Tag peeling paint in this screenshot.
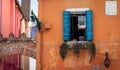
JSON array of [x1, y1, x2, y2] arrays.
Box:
[[0, 42, 36, 59], [49, 48, 59, 67]]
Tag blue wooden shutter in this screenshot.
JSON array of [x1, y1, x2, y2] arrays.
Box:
[[86, 10, 93, 41], [63, 11, 70, 41]]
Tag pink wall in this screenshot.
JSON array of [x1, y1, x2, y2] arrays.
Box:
[[0, 0, 21, 70], [1, 0, 21, 37], [0, 0, 2, 32], [1, 0, 11, 37], [15, 7, 21, 37]]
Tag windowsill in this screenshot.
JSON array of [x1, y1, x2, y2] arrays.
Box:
[[66, 40, 93, 49], [66, 40, 91, 43], [77, 41, 90, 43]]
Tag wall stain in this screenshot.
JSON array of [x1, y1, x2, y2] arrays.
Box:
[[49, 48, 59, 67]]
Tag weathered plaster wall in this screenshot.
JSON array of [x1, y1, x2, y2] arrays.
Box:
[[0, 42, 36, 59], [38, 0, 120, 70]]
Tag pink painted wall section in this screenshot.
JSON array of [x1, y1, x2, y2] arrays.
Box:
[[0, 55, 21, 70], [0, 0, 22, 70], [0, 0, 2, 32], [1, 0, 21, 37], [10, 0, 14, 34], [15, 7, 21, 37], [11, 0, 16, 36], [1, 0, 11, 37]]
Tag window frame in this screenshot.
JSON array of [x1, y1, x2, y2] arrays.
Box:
[[63, 8, 93, 41]]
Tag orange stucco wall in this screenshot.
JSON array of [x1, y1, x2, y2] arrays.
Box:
[[38, 0, 120, 70]]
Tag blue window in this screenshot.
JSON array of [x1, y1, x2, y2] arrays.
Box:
[[63, 11, 71, 41], [63, 10, 93, 41], [86, 10, 93, 41]]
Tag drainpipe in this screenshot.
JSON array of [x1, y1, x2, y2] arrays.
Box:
[[36, 25, 43, 70], [40, 29, 43, 70], [36, 20, 43, 70], [36, 0, 44, 70]]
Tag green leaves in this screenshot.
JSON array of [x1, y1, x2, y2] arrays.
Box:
[[87, 42, 96, 63], [60, 43, 68, 60], [31, 11, 41, 31], [60, 41, 96, 63]]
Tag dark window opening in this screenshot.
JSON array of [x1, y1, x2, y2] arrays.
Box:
[[70, 14, 86, 41]]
